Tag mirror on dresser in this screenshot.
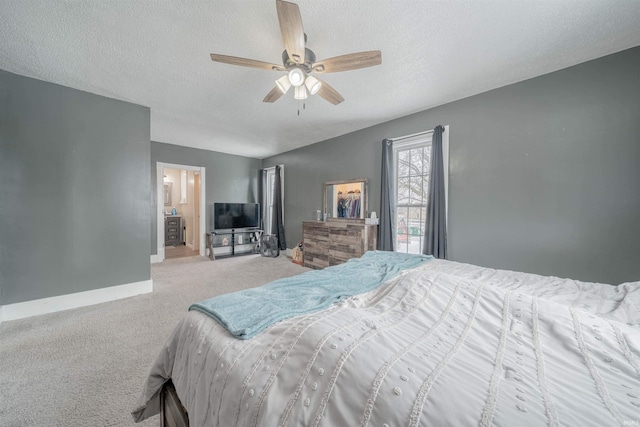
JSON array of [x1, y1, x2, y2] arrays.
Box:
[[323, 178, 368, 221]]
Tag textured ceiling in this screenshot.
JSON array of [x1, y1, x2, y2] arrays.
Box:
[[1, 1, 639, 159]]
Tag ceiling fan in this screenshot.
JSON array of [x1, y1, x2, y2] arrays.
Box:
[[210, 0, 381, 105]]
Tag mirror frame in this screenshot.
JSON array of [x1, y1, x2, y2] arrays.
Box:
[[323, 178, 368, 222]]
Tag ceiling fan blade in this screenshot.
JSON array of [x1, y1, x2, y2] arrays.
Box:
[[263, 86, 285, 103], [312, 51, 382, 73], [210, 54, 285, 71], [276, 0, 305, 64], [315, 78, 344, 105]]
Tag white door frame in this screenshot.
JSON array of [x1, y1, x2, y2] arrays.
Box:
[[156, 162, 206, 262]]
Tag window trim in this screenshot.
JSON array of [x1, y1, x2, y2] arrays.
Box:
[[391, 126, 449, 252]]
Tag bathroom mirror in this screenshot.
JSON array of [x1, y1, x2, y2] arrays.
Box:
[[323, 178, 368, 221], [164, 182, 172, 206]]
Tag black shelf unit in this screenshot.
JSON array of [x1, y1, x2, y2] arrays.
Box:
[[206, 229, 262, 260]]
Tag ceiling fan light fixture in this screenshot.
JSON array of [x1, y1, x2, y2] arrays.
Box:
[[275, 75, 292, 93], [304, 75, 322, 95], [294, 85, 308, 100], [288, 67, 305, 87]]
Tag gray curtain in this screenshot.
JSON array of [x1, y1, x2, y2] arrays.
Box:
[[423, 125, 447, 258], [259, 169, 268, 231], [378, 139, 396, 251], [272, 165, 287, 250]]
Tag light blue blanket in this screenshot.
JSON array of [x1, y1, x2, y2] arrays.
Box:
[[189, 250, 431, 339]]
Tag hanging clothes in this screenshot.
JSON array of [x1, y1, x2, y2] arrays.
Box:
[[337, 192, 346, 218], [335, 190, 361, 218]]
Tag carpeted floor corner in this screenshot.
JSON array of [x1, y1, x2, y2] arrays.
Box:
[[0, 255, 309, 426]]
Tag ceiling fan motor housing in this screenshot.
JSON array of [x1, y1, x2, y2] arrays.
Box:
[[282, 48, 316, 73]]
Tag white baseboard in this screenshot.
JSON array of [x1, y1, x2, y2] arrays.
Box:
[[0, 279, 153, 323], [150, 247, 166, 264]]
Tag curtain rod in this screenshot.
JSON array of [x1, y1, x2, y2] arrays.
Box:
[[389, 126, 445, 142]]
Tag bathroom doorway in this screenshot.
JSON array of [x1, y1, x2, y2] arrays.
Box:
[[156, 162, 206, 262]]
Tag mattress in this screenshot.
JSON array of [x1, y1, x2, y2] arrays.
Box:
[[132, 258, 640, 426]]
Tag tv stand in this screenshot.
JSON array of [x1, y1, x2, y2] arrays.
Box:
[[206, 229, 262, 260]]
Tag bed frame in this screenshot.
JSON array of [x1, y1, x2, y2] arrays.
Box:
[[159, 380, 189, 427]]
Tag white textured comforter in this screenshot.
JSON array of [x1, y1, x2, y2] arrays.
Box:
[[133, 260, 640, 426]]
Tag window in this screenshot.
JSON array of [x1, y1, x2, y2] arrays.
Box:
[[262, 166, 284, 234], [394, 138, 430, 253], [393, 129, 448, 254]]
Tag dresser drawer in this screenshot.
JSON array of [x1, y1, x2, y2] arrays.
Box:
[[302, 221, 377, 269], [304, 253, 329, 269]]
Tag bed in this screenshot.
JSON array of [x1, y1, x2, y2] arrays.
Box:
[[132, 251, 640, 426]]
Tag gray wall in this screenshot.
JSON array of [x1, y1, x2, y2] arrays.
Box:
[[150, 142, 261, 255], [0, 70, 151, 305], [264, 46, 640, 284]]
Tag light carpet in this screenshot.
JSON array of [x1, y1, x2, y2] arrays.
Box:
[[0, 255, 309, 426]]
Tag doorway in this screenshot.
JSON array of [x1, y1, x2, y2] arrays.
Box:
[[156, 162, 206, 262]]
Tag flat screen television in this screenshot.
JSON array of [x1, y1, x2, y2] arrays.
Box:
[[213, 202, 260, 230]]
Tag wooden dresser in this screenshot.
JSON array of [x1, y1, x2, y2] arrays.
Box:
[[302, 221, 378, 269]]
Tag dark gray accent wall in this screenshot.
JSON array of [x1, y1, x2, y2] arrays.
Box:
[[150, 142, 261, 255], [0, 70, 151, 305], [264, 46, 640, 284]]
